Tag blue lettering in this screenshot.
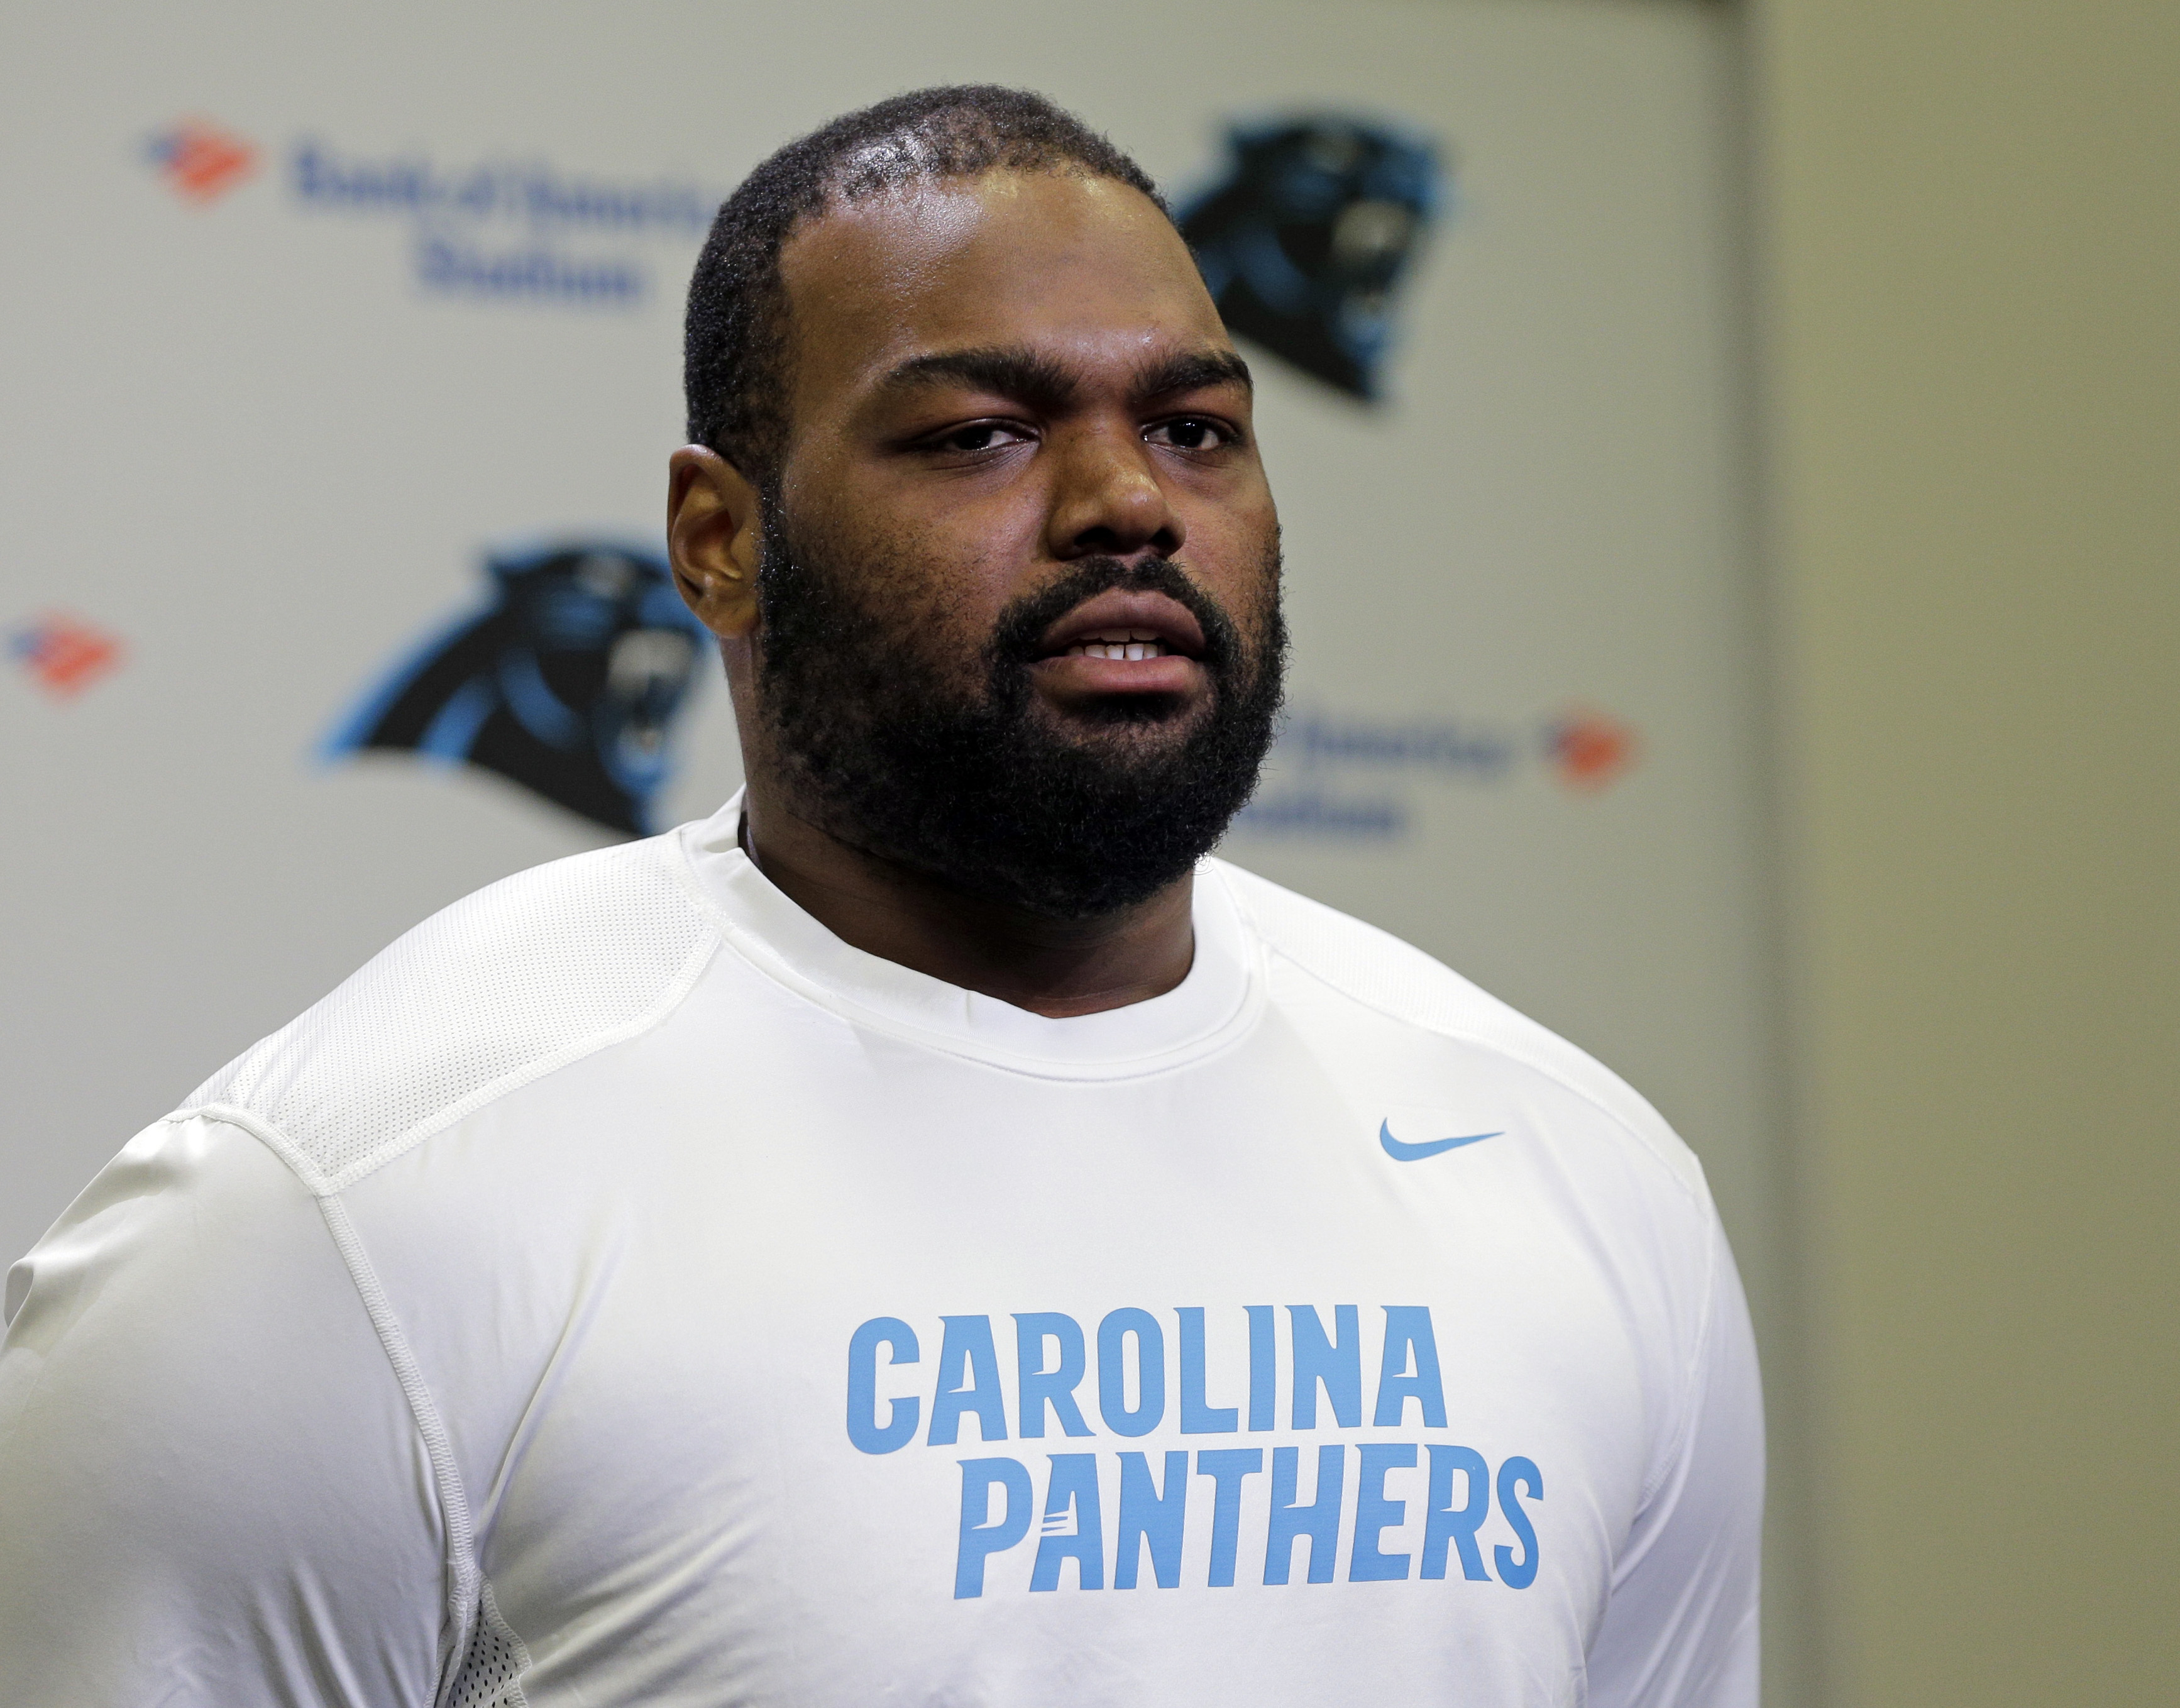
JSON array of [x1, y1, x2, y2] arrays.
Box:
[[927, 1315, 1008, 1445], [1030, 1453, 1104, 1591], [1288, 1305, 1362, 1430], [417, 238, 458, 287], [1420, 1444, 1492, 1580], [1177, 1307, 1239, 1433], [1096, 1308, 1166, 1437], [1114, 1450, 1189, 1589], [845, 1317, 920, 1454], [954, 1457, 1032, 1599], [289, 140, 715, 238], [1264, 1444, 1346, 1585], [1372, 1306, 1448, 1428], [1195, 1448, 1264, 1588], [293, 141, 334, 202], [1494, 1457, 1543, 1589], [453, 167, 500, 218], [415, 240, 645, 305], [1013, 1313, 1092, 1439], [1247, 1304, 1277, 1431], [1349, 1443, 1416, 1581]]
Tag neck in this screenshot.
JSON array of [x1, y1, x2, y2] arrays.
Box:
[[736, 782, 1196, 1018]]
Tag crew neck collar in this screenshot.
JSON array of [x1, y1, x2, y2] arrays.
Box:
[[670, 791, 1263, 1081]]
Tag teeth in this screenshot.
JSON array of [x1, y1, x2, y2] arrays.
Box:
[[1065, 629, 1169, 661]]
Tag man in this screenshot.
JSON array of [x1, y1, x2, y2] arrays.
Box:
[[0, 87, 1761, 1705]]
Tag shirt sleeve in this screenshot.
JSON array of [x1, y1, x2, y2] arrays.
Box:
[[0, 1115, 451, 1707], [1584, 1213, 1766, 1708]]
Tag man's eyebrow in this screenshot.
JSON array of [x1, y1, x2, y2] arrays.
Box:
[[873, 344, 1253, 410], [1135, 348, 1253, 400], [876, 347, 1081, 409]]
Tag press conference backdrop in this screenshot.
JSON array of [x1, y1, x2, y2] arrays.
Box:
[[3, 0, 1774, 1578]]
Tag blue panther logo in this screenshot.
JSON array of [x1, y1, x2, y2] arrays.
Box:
[[1179, 114, 1443, 402], [324, 541, 709, 835]]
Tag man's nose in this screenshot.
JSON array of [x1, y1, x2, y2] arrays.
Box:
[[1043, 425, 1186, 561]]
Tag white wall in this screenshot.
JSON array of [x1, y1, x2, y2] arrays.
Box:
[[1, 1, 1790, 1683]]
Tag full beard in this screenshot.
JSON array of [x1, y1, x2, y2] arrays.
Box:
[[752, 510, 1287, 920]]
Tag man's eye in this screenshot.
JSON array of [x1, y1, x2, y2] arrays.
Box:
[[1147, 417, 1233, 451], [932, 422, 1026, 454]]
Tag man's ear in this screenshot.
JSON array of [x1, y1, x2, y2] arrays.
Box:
[[668, 444, 764, 639]]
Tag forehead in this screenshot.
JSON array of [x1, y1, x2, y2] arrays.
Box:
[[778, 170, 1231, 398]]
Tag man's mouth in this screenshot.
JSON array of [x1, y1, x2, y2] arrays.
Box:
[[1034, 589, 1209, 667], [1062, 629, 1178, 661]]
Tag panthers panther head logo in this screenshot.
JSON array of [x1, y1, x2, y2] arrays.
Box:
[[325, 541, 709, 835], [1179, 114, 1443, 402]]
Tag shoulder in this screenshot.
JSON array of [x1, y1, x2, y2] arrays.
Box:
[[180, 834, 719, 1196], [1208, 856, 1708, 1203]]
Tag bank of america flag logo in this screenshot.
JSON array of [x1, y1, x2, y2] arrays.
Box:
[[10, 613, 124, 698], [1546, 709, 1637, 791], [144, 118, 258, 204]]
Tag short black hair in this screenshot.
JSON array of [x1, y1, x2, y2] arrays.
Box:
[[683, 85, 1167, 487]]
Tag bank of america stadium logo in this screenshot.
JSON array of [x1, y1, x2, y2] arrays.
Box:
[[143, 118, 259, 205], [324, 542, 710, 836]]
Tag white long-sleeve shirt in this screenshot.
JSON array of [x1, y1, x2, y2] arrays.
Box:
[[1, 793, 1761, 1707]]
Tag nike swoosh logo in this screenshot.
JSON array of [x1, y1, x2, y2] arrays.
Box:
[[1379, 1119, 1503, 1162]]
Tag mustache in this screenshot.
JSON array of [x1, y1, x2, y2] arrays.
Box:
[[986, 556, 1243, 674]]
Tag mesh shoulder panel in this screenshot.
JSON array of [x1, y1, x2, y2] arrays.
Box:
[[1208, 857, 1705, 1199], [184, 836, 716, 1194]]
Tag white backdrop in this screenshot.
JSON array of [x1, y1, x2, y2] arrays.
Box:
[[1, 0, 1773, 1488]]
